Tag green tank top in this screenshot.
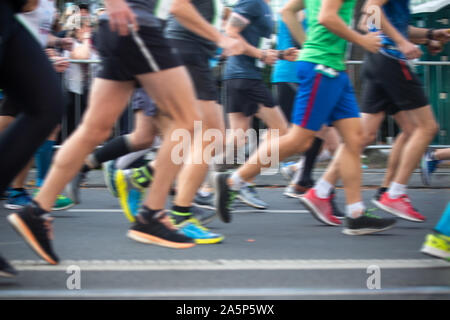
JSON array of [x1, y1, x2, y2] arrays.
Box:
[[299, 0, 356, 71]]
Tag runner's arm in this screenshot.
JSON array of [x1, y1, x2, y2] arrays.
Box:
[[319, 0, 381, 53], [280, 0, 306, 46], [225, 12, 264, 59], [170, 0, 224, 44]]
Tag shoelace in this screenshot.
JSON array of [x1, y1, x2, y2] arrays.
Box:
[[363, 208, 381, 219]]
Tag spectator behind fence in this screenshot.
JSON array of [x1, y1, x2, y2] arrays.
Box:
[[63, 17, 97, 139]]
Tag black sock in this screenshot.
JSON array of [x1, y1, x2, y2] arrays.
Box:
[[171, 205, 192, 224], [31, 200, 49, 216], [138, 206, 164, 223], [297, 137, 323, 187], [93, 136, 133, 166]]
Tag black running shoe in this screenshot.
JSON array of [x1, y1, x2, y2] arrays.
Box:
[[127, 210, 195, 249], [0, 254, 17, 278], [7, 204, 59, 265], [330, 189, 345, 220], [342, 210, 397, 235], [214, 173, 237, 223]]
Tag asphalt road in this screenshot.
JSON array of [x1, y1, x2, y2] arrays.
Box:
[[0, 184, 449, 300]]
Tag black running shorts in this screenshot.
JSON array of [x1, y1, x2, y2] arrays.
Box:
[[361, 52, 429, 115], [0, 97, 20, 117], [96, 20, 182, 83], [224, 78, 275, 117], [169, 39, 218, 101]]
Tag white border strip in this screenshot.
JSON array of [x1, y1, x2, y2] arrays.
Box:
[[66, 209, 309, 214], [9, 259, 450, 271], [0, 286, 449, 299]]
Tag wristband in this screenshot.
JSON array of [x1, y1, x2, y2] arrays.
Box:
[[427, 28, 435, 41], [278, 50, 285, 60]]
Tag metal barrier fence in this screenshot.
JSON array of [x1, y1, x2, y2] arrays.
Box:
[[61, 59, 450, 149]]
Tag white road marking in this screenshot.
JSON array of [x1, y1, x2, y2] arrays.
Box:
[[66, 209, 309, 214], [9, 258, 450, 271], [0, 287, 449, 298]]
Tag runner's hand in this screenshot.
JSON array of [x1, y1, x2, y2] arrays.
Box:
[[398, 39, 422, 60], [52, 57, 70, 73], [427, 40, 443, 56], [360, 31, 382, 53], [218, 36, 245, 56], [105, 0, 138, 36], [432, 29, 450, 43], [262, 49, 278, 66], [282, 47, 299, 62]]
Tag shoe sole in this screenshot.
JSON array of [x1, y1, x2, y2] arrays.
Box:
[[421, 245, 450, 260], [194, 236, 225, 244], [342, 224, 396, 236], [103, 162, 118, 198], [116, 171, 137, 223], [4, 203, 25, 210], [236, 195, 267, 210], [299, 196, 341, 226], [7, 213, 58, 265], [372, 199, 425, 222], [213, 173, 232, 223], [283, 191, 303, 199], [127, 230, 195, 249], [52, 202, 75, 211]]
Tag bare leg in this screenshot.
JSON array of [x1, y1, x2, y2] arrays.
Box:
[[434, 148, 450, 161], [137, 66, 202, 210], [34, 78, 135, 211], [391, 105, 438, 185]]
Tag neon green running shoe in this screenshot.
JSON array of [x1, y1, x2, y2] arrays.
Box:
[[421, 233, 450, 261], [170, 213, 224, 245], [34, 189, 75, 211]]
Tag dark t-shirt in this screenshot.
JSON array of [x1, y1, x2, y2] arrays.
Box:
[[165, 0, 222, 57], [223, 0, 273, 80]]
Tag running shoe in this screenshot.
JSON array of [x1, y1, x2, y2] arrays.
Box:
[[65, 171, 87, 204], [280, 159, 302, 182], [0, 188, 12, 201], [115, 169, 148, 223], [191, 205, 216, 225], [52, 194, 75, 211], [193, 191, 214, 210], [421, 233, 450, 261], [33, 189, 75, 211], [371, 187, 388, 207], [283, 184, 310, 199], [103, 160, 118, 198], [237, 185, 267, 209], [7, 204, 59, 265], [299, 189, 341, 226], [421, 149, 441, 186], [127, 210, 195, 249], [173, 217, 224, 244], [214, 173, 238, 223], [0, 254, 17, 278], [4, 188, 32, 210], [375, 193, 425, 222], [342, 210, 397, 235]]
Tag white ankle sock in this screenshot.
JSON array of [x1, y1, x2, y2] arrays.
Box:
[[388, 182, 406, 199], [346, 202, 365, 218], [314, 178, 334, 199], [229, 172, 245, 191]]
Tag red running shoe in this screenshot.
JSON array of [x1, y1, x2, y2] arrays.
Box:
[[376, 193, 425, 222], [300, 189, 341, 226]]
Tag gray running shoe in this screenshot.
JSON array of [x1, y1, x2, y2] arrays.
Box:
[[65, 171, 87, 204], [191, 205, 216, 225], [237, 185, 268, 209]]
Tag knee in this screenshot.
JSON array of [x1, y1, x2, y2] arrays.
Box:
[[79, 122, 112, 147], [286, 130, 314, 153], [362, 131, 377, 147], [128, 132, 155, 150]]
